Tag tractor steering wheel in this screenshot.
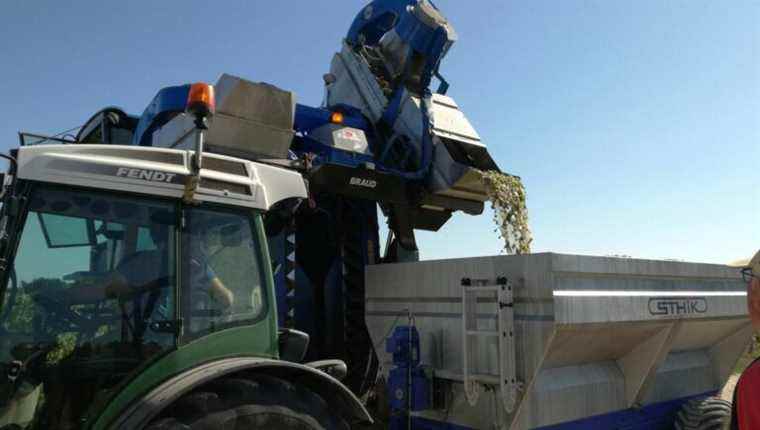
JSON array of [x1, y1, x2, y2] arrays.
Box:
[[32, 293, 87, 330]]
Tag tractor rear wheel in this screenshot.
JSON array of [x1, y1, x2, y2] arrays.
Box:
[[145, 375, 349, 430], [674, 396, 732, 430]]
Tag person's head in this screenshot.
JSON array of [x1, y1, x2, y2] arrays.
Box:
[[148, 210, 174, 249], [736, 250, 760, 331], [149, 223, 169, 249]]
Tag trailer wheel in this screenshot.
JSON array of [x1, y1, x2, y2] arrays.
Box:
[[145, 375, 349, 430], [674, 397, 732, 430]]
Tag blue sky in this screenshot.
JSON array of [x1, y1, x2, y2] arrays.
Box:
[[0, 1, 757, 264]]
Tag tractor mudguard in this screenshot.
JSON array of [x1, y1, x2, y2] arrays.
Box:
[[109, 357, 373, 429]]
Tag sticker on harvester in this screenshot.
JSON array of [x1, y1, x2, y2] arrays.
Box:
[[337, 128, 362, 141], [349, 177, 377, 188]]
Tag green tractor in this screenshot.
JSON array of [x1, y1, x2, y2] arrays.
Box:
[[0, 103, 372, 429]]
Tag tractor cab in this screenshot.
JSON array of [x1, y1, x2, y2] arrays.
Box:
[[0, 141, 306, 429]]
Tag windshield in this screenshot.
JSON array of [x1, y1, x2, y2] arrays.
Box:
[[0, 186, 177, 430]]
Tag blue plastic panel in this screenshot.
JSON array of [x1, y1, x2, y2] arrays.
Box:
[[132, 84, 191, 147]]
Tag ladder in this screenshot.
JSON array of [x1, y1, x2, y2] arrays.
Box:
[[461, 277, 520, 414]]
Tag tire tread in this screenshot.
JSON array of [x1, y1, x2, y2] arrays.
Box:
[[146, 374, 349, 430], [674, 397, 731, 430]]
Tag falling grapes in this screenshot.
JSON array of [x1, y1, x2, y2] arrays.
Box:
[[479, 170, 532, 255]]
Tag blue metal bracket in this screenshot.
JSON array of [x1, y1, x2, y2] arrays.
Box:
[[346, 0, 417, 47]]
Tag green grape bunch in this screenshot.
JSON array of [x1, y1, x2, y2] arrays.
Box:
[[479, 170, 532, 255]]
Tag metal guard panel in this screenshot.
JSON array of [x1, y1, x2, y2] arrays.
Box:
[[16, 145, 306, 210], [429, 94, 482, 147], [110, 357, 373, 429]]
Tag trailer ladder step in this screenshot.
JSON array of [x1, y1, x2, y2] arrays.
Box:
[[461, 276, 521, 414]]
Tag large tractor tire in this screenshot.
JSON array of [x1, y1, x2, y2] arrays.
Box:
[[674, 397, 732, 430], [146, 375, 349, 430]]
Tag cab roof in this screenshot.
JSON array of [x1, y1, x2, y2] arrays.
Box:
[[16, 144, 307, 210]]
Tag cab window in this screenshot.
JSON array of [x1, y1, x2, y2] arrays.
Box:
[[183, 207, 266, 336]]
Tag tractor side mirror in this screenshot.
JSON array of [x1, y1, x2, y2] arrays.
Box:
[[278, 328, 309, 363]]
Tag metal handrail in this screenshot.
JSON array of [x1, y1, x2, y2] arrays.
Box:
[[18, 132, 77, 147]]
